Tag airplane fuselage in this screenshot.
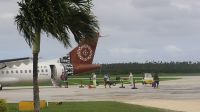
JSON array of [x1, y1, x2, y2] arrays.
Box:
[[0, 59, 64, 87]]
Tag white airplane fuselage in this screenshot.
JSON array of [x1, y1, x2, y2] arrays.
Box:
[[0, 59, 64, 86]]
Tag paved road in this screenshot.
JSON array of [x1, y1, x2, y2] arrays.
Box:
[[0, 76, 200, 112]]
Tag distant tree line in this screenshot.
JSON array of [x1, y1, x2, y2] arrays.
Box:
[[98, 61, 200, 75]]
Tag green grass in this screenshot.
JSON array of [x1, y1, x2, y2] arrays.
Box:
[[72, 73, 200, 78], [8, 101, 176, 112]]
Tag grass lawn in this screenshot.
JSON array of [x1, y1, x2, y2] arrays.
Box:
[[71, 73, 200, 78], [8, 101, 176, 112]]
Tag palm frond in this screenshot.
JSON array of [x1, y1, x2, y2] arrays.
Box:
[[15, 0, 99, 48]]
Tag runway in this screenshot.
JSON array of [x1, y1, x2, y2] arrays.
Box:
[[1, 76, 200, 112]]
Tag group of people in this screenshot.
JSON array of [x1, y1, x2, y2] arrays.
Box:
[[92, 72, 135, 88], [90, 73, 112, 88], [63, 72, 159, 89]]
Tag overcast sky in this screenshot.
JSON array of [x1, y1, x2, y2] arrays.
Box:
[[1, 0, 200, 63]]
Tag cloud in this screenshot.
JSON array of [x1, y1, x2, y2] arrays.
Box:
[[164, 45, 183, 54], [0, 13, 14, 20], [171, 2, 191, 10], [110, 48, 147, 55]]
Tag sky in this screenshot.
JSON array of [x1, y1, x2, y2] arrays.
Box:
[[1, 0, 200, 63]]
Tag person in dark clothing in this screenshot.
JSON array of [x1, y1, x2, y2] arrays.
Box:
[[104, 74, 111, 88], [153, 73, 159, 88]]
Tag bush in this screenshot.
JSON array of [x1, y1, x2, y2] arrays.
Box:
[[0, 99, 8, 112]]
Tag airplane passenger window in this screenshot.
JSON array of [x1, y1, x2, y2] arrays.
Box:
[[29, 70, 31, 73], [41, 69, 44, 72], [25, 70, 27, 73], [16, 70, 18, 73], [20, 70, 23, 73], [45, 69, 48, 72], [1, 71, 4, 74], [6, 71, 9, 74], [11, 71, 13, 74]]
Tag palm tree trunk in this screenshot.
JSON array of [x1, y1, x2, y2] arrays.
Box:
[[33, 31, 41, 112], [33, 53, 40, 112]]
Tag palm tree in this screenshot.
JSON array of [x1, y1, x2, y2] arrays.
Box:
[[15, 0, 98, 112]]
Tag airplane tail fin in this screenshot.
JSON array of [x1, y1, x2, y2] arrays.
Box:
[[69, 33, 100, 74], [69, 33, 99, 66]]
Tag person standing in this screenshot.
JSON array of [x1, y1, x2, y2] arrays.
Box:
[[61, 72, 68, 88], [104, 73, 111, 88], [129, 72, 133, 86], [107, 74, 111, 88], [153, 73, 159, 88], [92, 73, 97, 88]]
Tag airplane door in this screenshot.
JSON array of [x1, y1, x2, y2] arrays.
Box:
[[50, 65, 57, 80], [50, 65, 61, 87]]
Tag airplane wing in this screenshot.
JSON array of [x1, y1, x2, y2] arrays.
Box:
[[0, 57, 32, 69]]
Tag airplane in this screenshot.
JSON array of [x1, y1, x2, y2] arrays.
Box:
[[0, 34, 100, 90]]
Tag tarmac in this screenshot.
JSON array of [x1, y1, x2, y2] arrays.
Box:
[[0, 76, 200, 112]]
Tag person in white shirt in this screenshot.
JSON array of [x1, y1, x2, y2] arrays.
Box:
[[92, 73, 97, 88], [129, 72, 133, 86]]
